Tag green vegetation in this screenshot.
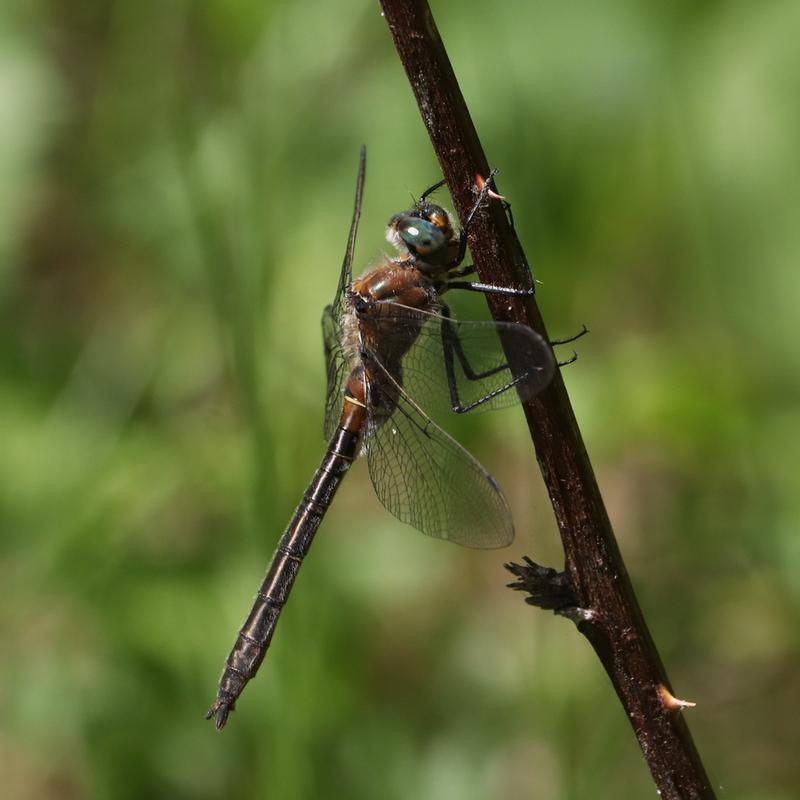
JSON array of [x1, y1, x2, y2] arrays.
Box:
[[2, 2, 798, 798]]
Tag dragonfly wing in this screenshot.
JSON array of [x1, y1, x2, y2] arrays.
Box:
[[322, 304, 350, 440], [357, 302, 555, 420], [331, 146, 367, 318], [364, 355, 514, 549], [322, 147, 366, 438]]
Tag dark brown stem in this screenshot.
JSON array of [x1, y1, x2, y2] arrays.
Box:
[[379, 2, 715, 797]]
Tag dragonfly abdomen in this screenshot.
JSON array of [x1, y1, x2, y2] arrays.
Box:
[[207, 387, 366, 730]]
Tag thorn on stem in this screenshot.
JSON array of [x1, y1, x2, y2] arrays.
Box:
[[657, 683, 697, 712]]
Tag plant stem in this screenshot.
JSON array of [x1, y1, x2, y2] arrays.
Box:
[[379, 2, 715, 797]]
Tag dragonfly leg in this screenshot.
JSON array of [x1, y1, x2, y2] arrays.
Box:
[[551, 325, 588, 368], [447, 263, 476, 279], [440, 302, 528, 414], [550, 324, 589, 346], [421, 170, 536, 293], [419, 177, 447, 201], [448, 168, 500, 268], [445, 280, 534, 298], [413, 170, 494, 264], [443, 253, 534, 297]]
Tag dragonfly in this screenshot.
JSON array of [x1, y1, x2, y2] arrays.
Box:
[[207, 147, 556, 729]]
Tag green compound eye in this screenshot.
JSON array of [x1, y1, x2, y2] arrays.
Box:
[[398, 218, 447, 256]]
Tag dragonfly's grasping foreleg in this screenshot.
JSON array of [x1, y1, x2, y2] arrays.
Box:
[[420, 168, 537, 294], [446, 263, 477, 279], [445, 280, 534, 298], [441, 258, 534, 298], [419, 177, 447, 201], [446, 169, 500, 269]]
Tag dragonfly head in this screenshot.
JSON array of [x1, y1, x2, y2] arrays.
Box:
[[386, 202, 457, 274], [412, 201, 455, 237]]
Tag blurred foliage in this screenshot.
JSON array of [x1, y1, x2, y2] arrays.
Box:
[[1, 1, 798, 798]]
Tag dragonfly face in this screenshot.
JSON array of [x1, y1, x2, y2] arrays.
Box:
[[387, 201, 458, 273], [207, 147, 554, 730]]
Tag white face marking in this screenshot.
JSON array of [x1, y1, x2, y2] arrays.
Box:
[[407, 226, 419, 236]]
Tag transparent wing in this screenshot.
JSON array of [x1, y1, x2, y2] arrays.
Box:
[[322, 305, 350, 439], [321, 146, 366, 438], [358, 302, 554, 420], [364, 355, 514, 549], [331, 146, 367, 319]]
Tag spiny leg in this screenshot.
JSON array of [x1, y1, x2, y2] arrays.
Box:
[[442, 284, 583, 369], [450, 169, 500, 268], [440, 302, 527, 414], [445, 280, 534, 298], [443, 176, 535, 298], [551, 324, 589, 367], [550, 325, 589, 347], [421, 169, 537, 295], [420, 170, 537, 297], [420, 178, 447, 201], [447, 263, 476, 279]]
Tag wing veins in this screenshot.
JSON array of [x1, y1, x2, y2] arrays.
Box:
[[363, 350, 513, 548]]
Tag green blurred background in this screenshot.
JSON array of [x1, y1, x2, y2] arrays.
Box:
[[2, 1, 798, 798]]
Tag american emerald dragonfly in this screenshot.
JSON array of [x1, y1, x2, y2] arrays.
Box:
[[207, 148, 556, 729]]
